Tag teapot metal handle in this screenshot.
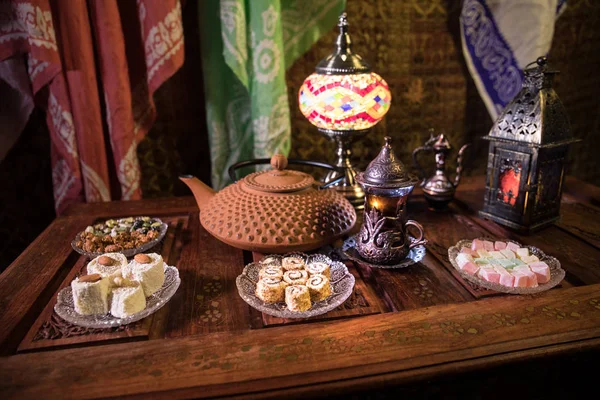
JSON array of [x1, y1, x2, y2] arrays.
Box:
[[453, 144, 471, 188], [412, 145, 431, 187], [228, 158, 345, 189]]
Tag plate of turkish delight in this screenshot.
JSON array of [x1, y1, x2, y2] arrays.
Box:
[[448, 238, 565, 294], [236, 253, 355, 318], [55, 252, 180, 328]]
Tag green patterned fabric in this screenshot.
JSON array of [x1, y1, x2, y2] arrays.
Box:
[[199, 0, 346, 189]]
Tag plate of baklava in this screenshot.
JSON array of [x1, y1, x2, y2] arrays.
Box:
[[55, 252, 180, 328], [235, 253, 355, 318]]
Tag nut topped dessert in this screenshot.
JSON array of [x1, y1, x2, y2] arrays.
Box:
[[71, 252, 167, 317], [122, 253, 165, 297], [87, 253, 127, 283], [71, 273, 110, 315], [74, 216, 164, 254]]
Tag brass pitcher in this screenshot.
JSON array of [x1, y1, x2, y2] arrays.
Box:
[[412, 130, 470, 210]]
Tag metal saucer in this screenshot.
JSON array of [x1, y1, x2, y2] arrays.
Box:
[[340, 235, 426, 269]]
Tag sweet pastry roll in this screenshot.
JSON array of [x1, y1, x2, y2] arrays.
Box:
[[122, 253, 165, 296], [87, 253, 127, 283], [71, 273, 110, 315], [282, 256, 305, 271], [285, 285, 312, 312], [306, 274, 332, 302], [255, 277, 286, 303], [259, 266, 283, 281], [260, 256, 281, 267], [110, 278, 146, 318], [283, 269, 308, 285], [305, 262, 330, 279]]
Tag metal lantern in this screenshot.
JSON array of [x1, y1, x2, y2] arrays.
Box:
[[479, 57, 580, 233], [299, 13, 392, 210]]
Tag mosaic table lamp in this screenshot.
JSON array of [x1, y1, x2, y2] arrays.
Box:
[[299, 12, 391, 210]]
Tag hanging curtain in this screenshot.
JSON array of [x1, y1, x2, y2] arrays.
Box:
[[0, 0, 184, 214], [460, 0, 567, 120], [199, 0, 346, 189]]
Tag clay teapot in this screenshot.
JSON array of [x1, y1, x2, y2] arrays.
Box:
[[179, 154, 357, 253]]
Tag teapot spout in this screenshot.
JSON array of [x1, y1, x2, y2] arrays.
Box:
[[179, 175, 216, 211]]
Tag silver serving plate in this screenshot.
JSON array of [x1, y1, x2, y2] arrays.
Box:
[[55, 265, 180, 328], [236, 253, 355, 319], [341, 235, 426, 269], [448, 238, 565, 294], [71, 218, 168, 258]]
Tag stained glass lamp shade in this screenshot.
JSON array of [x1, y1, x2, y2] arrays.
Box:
[[298, 12, 392, 210], [299, 72, 391, 132]]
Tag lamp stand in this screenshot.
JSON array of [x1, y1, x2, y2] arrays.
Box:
[[320, 128, 368, 211]]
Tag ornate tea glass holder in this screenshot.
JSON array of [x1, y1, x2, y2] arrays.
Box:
[[354, 137, 426, 265], [299, 13, 392, 210]]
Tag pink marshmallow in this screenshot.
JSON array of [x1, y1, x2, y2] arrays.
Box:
[[494, 266, 515, 287], [483, 240, 494, 251], [471, 239, 484, 251], [528, 261, 551, 284], [478, 267, 500, 283], [461, 262, 480, 275], [506, 242, 520, 252], [456, 253, 474, 268], [494, 241, 507, 250]]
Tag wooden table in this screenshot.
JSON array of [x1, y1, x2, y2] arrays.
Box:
[[1, 176, 599, 399]]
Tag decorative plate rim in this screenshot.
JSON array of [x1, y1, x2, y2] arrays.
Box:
[[54, 264, 181, 328], [235, 252, 355, 319], [70, 217, 168, 258], [448, 238, 565, 294], [342, 234, 426, 269]]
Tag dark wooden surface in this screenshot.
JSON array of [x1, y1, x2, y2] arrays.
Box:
[[1, 176, 599, 399]]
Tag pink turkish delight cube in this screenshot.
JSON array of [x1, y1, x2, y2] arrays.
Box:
[[506, 242, 520, 252], [512, 266, 538, 287], [528, 261, 551, 284], [511, 272, 529, 288], [478, 267, 500, 283], [483, 240, 494, 251], [494, 266, 515, 287], [461, 262, 480, 275], [460, 247, 475, 256], [494, 241, 507, 250], [471, 239, 484, 251], [455, 253, 474, 268]]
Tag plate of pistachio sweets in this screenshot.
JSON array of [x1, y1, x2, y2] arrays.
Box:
[[71, 216, 168, 258], [55, 252, 180, 328], [448, 238, 565, 294], [235, 253, 355, 318]]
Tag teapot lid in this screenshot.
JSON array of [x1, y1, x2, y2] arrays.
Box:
[[356, 136, 418, 189], [242, 154, 315, 193]]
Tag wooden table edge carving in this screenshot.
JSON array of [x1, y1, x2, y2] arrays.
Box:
[[0, 176, 599, 399]]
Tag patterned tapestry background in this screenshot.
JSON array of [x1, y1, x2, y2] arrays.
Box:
[[1, 0, 599, 270]]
